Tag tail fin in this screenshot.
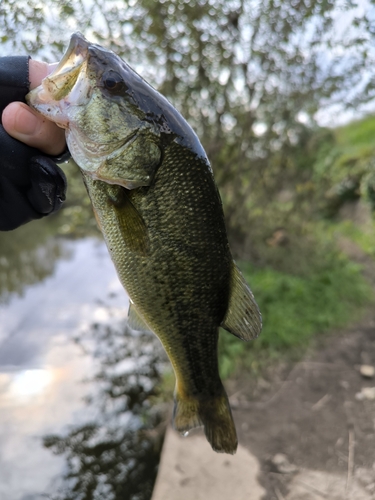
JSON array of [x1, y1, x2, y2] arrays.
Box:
[[172, 387, 238, 455]]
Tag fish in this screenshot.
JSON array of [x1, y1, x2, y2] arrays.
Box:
[[27, 32, 262, 454]]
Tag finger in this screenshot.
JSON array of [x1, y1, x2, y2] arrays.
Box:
[[29, 60, 50, 89], [2, 101, 66, 156], [29, 60, 58, 89]]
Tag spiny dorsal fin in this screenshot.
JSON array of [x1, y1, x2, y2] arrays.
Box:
[[127, 302, 153, 333], [221, 262, 262, 341]]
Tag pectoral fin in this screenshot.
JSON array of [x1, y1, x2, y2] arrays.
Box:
[[106, 184, 150, 255], [98, 135, 161, 189], [81, 173, 149, 255], [221, 262, 262, 341]]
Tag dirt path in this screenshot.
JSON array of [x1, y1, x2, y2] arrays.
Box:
[[231, 241, 375, 499]]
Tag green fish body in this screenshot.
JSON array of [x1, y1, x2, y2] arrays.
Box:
[[27, 33, 262, 454]]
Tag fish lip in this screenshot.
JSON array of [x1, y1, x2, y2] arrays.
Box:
[[50, 32, 89, 80], [57, 32, 89, 70], [44, 32, 89, 101]]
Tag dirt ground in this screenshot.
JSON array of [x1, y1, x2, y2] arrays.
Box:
[[229, 240, 375, 500]]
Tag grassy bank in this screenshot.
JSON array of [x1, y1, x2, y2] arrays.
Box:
[[217, 114, 375, 378], [218, 253, 373, 378]]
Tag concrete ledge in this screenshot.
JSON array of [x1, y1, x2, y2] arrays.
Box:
[[152, 426, 266, 500]]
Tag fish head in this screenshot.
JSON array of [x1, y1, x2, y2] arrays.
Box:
[[27, 32, 207, 188]]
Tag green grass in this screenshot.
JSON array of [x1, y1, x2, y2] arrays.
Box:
[[335, 115, 375, 148], [218, 256, 372, 378], [312, 115, 375, 205], [328, 219, 375, 257]]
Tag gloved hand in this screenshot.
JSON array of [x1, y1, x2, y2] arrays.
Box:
[[0, 56, 68, 231]]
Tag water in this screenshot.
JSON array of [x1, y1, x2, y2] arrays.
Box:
[[0, 222, 165, 500]]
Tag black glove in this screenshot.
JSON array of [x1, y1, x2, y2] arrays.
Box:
[[0, 56, 68, 231]]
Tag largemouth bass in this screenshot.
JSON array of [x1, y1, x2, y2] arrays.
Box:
[[27, 33, 262, 454]]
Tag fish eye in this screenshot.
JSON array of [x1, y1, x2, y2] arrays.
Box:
[[102, 72, 127, 93]]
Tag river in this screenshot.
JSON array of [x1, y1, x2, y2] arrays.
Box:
[[0, 219, 165, 500]]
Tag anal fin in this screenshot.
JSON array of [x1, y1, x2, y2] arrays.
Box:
[[221, 262, 262, 341]]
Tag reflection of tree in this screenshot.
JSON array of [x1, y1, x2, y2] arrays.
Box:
[[0, 218, 70, 303], [44, 318, 167, 500]]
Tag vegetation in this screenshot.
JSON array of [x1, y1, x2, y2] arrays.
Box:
[[1, 1, 375, 367], [313, 116, 375, 217], [218, 111, 375, 376], [219, 253, 372, 378]]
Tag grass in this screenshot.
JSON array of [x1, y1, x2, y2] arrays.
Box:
[[218, 255, 373, 378], [329, 219, 375, 257], [335, 115, 375, 149]]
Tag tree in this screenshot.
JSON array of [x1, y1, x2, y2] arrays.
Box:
[[1, 0, 374, 259]]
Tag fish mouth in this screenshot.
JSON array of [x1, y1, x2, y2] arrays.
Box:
[[27, 33, 90, 121]]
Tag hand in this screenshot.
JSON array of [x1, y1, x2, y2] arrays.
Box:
[[2, 60, 66, 155], [0, 58, 68, 231]]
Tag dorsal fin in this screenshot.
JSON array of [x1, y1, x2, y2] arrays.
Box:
[[221, 262, 262, 341]]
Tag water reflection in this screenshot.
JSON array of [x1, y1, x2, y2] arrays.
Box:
[[44, 320, 166, 500], [9, 369, 53, 398], [0, 233, 139, 500], [0, 224, 167, 500], [0, 217, 69, 304]]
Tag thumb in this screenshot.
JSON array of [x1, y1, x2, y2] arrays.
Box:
[[2, 101, 66, 156]]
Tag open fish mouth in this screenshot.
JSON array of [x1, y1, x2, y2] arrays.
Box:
[[27, 33, 90, 125]]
